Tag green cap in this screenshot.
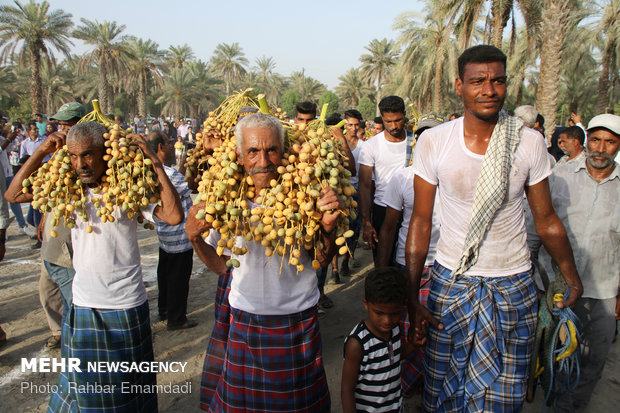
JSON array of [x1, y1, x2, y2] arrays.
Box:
[[50, 102, 87, 121]]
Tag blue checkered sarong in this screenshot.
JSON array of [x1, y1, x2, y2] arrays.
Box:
[[423, 262, 538, 412], [47, 302, 157, 413]]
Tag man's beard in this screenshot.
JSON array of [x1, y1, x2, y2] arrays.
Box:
[[387, 127, 404, 137], [586, 151, 615, 169]]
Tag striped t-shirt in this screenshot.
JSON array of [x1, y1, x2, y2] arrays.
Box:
[[344, 321, 402, 412], [154, 165, 193, 253]]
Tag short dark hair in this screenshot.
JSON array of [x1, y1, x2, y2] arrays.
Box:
[[562, 125, 585, 146], [295, 101, 317, 116], [536, 114, 545, 126], [457, 45, 507, 79], [365, 267, 407, 306], [27, 121, 37, 130], [325, 113, 342, 126], [373, 116, 383, 125], [147, 130, 167, 154], [378, 96, 405, 115], [344, 109, 363, 121]]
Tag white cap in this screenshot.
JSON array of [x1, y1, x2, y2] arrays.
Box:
[[587, 114, 620, 135]]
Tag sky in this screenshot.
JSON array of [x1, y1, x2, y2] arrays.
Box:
[[31, 0, 427, 89]]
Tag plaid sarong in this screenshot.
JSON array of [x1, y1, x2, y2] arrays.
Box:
[[401, 265, 432, 394], [209, 306, 330, 412], [47, 302, 157, 413], [404, 130, 416, 167], [200, 269, 233, 410], [424, 262, 538, 412]]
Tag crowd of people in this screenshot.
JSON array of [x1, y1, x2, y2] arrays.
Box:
[[0, 44, 618, 413]]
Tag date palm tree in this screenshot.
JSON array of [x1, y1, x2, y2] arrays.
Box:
[[536, 0, 590, 141], [335, 68, 374, 108], [73, 18, 133, 114], [393, 8, 458, 113], [166, 44, 194, 70], [0, 0, 73, 115], [185, 60, 221, 116], [125, 38, 165, 117], [210, 42, 249, 95], [596, 0, 620, 113], [155, 67, 201, 119], [288, 70, 326, 102], [40, 58, 73, 115], [359, 38, 399, 112]]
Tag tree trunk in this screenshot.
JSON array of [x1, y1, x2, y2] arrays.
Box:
[[536, 0, 569, 144], [432, 53, 443, 112], [138, 74, 147, 117], [596, 40, 614, 114], [375, 73, 382, 117], [98, 59, 109, 115], [491, 0, 504, 48], [514, 63, 526, 107], [106, 83, 115, 115], [30, 46, 43, 115]]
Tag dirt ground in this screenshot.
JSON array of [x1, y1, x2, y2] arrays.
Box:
[[1, 207, 619, 412]]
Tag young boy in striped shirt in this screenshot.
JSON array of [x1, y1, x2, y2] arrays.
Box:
[[341, 267, 414, 412]]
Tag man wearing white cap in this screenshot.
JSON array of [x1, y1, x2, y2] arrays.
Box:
[[528, 113, 620, 412]]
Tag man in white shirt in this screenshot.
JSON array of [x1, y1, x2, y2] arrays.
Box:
[[556, 125, 586, 167], [358, 95, 411, 265], [406, 45, 582, 412], [529, 114, 620, 412], [12, 121, 184, 412], [186, 113, 340, 412]]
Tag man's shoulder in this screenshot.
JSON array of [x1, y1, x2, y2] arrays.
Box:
[[392, 165, 414, 182]]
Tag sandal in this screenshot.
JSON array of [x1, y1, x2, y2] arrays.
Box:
[[318, 294, 334, 309], [167, 318, 198, 331], [45, 335, 61, 349]]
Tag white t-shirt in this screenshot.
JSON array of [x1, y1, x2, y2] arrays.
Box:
[[358, 132, 407, 207], [349, 139, 364, 188], [383, 166, 440, 267], [413, 118, 551, 277], [71, 188, 156, 309], [206, 201, 318, 315], [0, 136, 12, 178]]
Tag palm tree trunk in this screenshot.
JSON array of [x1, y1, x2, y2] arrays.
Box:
[[375, 73, 382, 117], [30, 47, 43, 115], [138, 75, 147, 117], [98, 61, 109, 115], [432, 54, 443, 112], [106, 83, 115, 114], [536, 0, 568, 144], [514, 64, 526, 107], [596, 40, 614, 114], [491, 0, 504, 48]]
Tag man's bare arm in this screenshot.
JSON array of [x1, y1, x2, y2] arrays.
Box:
[[405, 176, 442, 345], [185, 202, 228, 275], [358, 164, 376, 247], [526, 178, 582, 308], [377, 206, 401, 267], [6, 132, 65, 204]]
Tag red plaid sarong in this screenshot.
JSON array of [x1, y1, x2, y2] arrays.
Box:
[[200, 269, 233, 411], [401, 265, 432, 394], [209, 306, 330, 412]]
